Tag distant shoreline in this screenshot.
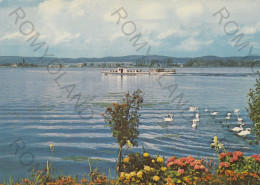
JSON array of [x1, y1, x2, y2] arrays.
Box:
[[0, 65, 259, 69]]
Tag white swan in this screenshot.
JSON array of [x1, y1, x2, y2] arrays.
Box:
[[189, 106, 198, 112], [234, 108, 240, 114], [237, 128, 251, 136], [210, 111, 219, 116], [195, 113, 200, 119], [205, 107, 208, 112], [193, 118, 200, 122], [192, 121, 197, 128], [227, 112, 232, 117], [237, 117, 243, 122], [225, 116, 231, 120], [163, 114, 173, 122], [230, 125, 243, 132]]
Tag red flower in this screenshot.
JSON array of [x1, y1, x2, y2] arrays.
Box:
[[194, 165, 200, 170], [224, 162, 230, 168], [230, 158, 234, 163], [200, 165, 205, 170], [219, 153, 226, 159], [251, 154, 258, 158], [178, 169, 184, 174], [205, 168, 209, 173], [166, 156, 175, 164], [226, 152, 232, 156], [220, 162, 229, 168], [167, 161, 174, 167], [187, 156, 195, 162], [233, 151, 244, 157], [233, 155, 238, 161]]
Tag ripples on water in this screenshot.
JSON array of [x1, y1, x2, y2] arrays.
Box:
[[0, 67, 259, 180]]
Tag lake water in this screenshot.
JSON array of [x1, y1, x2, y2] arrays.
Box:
[[0, 67, 259, 181]]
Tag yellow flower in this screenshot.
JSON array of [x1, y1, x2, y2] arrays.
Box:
[[123, 157, 129, 163], [137, 171, 143, 178], [49, 144, 54, 152], [150, 167, 155, 172], [120, 172, 125, 178], [177, 179, 182, 183], [144, 165, 151, 172], [213, 136, 218, 143], [152, 159, 155, 163], [157, 156, 164, 163], [130, 171, 136, 177], [161, 167, 167, 172], [125, 173, 131, 179], [126, 140, 133, 149], [143, 152, 149, 157], [153, 176, 160, 181]]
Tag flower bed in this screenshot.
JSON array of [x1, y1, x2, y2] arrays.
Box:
[[4, 151, 258, 185]]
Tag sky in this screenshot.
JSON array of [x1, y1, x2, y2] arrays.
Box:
[[0, 0, 259, 58]]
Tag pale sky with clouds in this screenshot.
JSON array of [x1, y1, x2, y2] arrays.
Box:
[[0, 0, 259, 58]]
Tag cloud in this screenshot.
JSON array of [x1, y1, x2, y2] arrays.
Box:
[[53, 32, 80, 45], [241, 22, 260, 35], [242, 27, 257, 34], [0, 0, 259, 57], [0, 32, 22, 41], [176, 2, 203, 21], [175, 38, 214, 52], [157, 29, 180, 40]]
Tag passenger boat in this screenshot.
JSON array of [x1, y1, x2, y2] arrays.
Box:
[[102, 68, 149, 75], [150, 68, 176, 75]]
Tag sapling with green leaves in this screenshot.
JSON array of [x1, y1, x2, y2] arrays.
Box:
[[102, 89, 144, 176]]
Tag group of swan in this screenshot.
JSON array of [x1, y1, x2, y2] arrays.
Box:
[[228, 109, 251, 136], [207, 106, 252, 137], [192, 111, 200, 129], [163, 106, 251, 137], [230, 122, 251, 136]]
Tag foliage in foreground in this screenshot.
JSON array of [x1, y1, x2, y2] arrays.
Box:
[[247, 77, 260, 139], [1, 151, 259, 185]]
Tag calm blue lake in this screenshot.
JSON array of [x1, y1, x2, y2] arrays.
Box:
[[0, 67, 259, 181]]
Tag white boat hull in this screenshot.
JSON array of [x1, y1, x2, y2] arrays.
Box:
[[102, 68, 176, 75]]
